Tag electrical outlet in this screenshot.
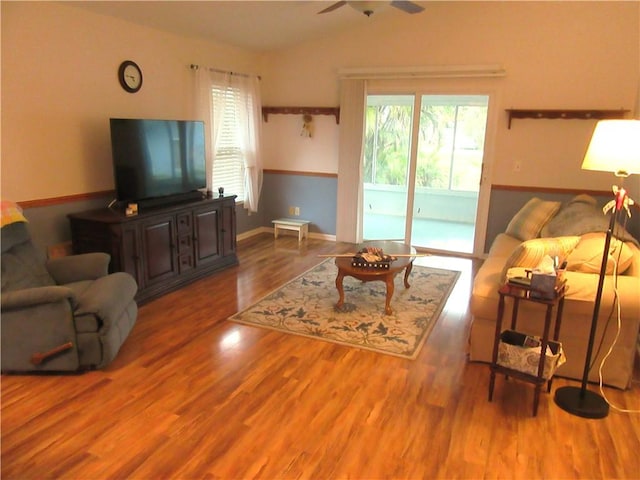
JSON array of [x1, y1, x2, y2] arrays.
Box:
[[294, 207, 300, 216], [288, 206, 295, 216]]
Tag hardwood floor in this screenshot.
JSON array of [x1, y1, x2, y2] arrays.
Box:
[[2, 233, 639, 479]]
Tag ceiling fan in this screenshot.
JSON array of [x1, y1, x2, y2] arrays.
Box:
[[318, 1, 425, 17]]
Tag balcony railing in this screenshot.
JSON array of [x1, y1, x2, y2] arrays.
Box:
[[363, 184, 477, 253]]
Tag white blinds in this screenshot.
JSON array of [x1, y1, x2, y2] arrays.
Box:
[[211, 85, 245, 198], [194, 65, 262, 212]]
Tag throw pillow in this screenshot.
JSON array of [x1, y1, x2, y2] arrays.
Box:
[[501, 236, 581, 281], [505, 198, 562, 241], [541, 194, 638, 246], [568, 194, 598, 206], [566, 232, 634, 275]]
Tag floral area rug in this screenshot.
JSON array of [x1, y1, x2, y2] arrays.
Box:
[[228, 259, 460, 359]]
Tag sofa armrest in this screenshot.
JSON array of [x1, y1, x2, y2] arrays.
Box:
[[1, 286, 76, 310], [624, 242, 640, 277], [46, 252, 110, 284]]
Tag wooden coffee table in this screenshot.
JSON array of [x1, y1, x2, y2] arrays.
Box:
[[334, 241, 417, 315]]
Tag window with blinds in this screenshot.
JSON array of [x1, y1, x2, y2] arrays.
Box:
[[211, 85, 246, 201]]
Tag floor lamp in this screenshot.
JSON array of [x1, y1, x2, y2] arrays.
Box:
[[554, 119, 640, 419]]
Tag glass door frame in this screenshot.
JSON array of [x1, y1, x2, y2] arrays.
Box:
[[362, 84, 499, 258]]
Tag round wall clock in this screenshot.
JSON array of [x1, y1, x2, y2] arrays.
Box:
[[118, 60, 143, 93]]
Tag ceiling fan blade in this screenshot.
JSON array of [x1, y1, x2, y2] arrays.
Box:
[[318, 1, 348, 14], [390, 1, 425, 14]]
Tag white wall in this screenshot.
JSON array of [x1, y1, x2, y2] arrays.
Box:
[[258, 1, 640, 196], [1, 2, 260, 202]]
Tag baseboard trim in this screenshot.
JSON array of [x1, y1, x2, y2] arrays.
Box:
[[237, 227, 271, 241], [309, 232, 336, 242], [236, 227, 336, 243]]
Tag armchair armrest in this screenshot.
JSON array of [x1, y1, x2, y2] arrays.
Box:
[[1, 291, 80, 372], [46, 252, 110, 284], [74, 272, 137, 321], [1, 285, 76, 311]]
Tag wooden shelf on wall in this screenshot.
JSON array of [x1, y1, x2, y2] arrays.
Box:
[[262, 106, 340, 124], [506, 109, 629, 129]]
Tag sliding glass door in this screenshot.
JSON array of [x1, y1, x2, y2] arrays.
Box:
[[363, 94, 489, 254], [362, 95, 414, 242]]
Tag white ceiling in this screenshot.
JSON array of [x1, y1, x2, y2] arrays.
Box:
[[64, 1, 427, 52]]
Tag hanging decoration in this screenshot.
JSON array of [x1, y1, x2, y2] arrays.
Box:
[[301, 114, 313, 138]]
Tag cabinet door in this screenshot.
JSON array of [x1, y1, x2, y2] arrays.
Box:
[[116, 223, 144, 289], [221, 201, 237, 255], [142, 215, 178, 285], [176, 212, 195, 273], [194, 206, 221, 266]]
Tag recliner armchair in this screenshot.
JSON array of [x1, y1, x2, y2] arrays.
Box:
[[1, 217, 138, 372]]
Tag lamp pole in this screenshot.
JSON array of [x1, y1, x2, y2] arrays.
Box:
[[553, 118, 640, 418], [552, 191, 624, 418]]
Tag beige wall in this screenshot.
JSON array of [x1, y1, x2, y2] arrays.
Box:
[[2, 1, 639, 204], [261, 114, 340, 174], [259, 1, 639, 196], [1, 2, 259, 202]]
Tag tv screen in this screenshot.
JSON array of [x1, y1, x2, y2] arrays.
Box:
[[110, 118, 207, 203]]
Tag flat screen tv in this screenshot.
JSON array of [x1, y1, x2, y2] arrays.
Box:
[[110, 118, 207, 204]]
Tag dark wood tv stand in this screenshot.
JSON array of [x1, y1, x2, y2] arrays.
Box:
[[68, 196, 238, 304]]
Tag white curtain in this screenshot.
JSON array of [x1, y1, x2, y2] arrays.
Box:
[[336, 79, 367, 243], [193, 67, 215, 192], [236, 74, 263, 213], [193, 67, 263, 213]]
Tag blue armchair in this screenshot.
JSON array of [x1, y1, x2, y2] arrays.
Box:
[[1, 216, 138, 372]]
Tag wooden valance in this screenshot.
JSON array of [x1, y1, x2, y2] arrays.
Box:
[[506, 109, 629, 129], [262, 106, 340, 124]]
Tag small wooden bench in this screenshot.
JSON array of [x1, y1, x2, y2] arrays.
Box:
[[272, 218, 311, 243]]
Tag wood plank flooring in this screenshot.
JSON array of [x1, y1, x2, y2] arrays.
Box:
[[2, 233, 639, 479]]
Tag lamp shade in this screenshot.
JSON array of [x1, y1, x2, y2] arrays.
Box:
[[581, 120, 640, 176]]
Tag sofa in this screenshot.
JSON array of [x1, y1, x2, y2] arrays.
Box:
[[469, 195, 640, 389], [1, 202, 138, 372]]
